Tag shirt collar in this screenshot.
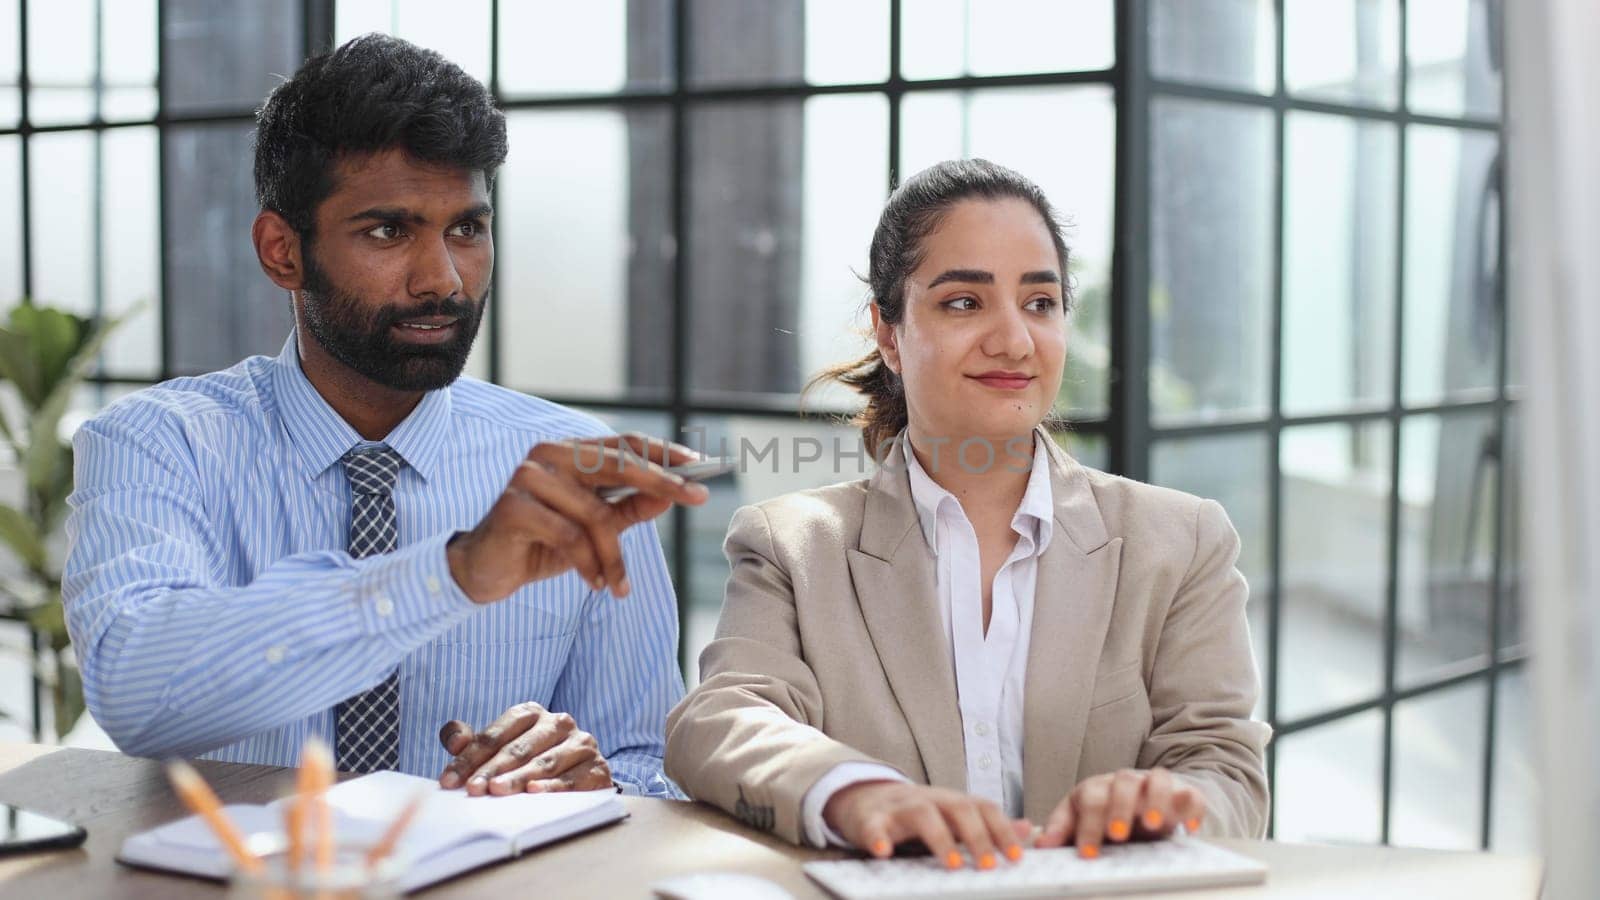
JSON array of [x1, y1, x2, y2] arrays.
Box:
[[903, 432, 1056, 555], [269, 331, 453, 483]]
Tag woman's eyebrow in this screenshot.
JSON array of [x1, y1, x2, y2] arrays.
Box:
[[927, 268, 994, 288], [1021, 270, 1061, 285]]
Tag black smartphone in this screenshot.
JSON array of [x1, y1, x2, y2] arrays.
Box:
[[0, 803, 87, 855]]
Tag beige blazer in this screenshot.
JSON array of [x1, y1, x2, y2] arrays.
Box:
[[664, 430, 1270, 845]]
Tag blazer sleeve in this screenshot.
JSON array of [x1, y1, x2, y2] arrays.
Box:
[[665, 503, 904, 844], [1136, 498, 1272, 838]]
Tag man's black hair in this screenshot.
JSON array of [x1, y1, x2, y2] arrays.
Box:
[[253, 33, 508, 238]]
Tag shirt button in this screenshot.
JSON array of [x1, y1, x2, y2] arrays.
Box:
[[374, 595, 395, 617], [975, 722, 991, 737], [425, 576, 442, 594], [978, 754, 993, 771], [265, 646, 286, 664]]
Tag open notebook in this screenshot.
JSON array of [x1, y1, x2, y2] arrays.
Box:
[[117, 770, 627, 892]]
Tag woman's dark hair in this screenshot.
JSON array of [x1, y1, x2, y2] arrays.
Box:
[[810, 158, 1073, 458], [253, 33, 509, 239]]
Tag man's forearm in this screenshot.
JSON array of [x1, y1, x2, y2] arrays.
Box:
[[70, 532, 476, 757]]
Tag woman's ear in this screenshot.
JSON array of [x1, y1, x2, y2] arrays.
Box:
[[871, 302, 902, 375]]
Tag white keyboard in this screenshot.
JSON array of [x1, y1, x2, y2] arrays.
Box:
[[802, 840, 1268, 899]]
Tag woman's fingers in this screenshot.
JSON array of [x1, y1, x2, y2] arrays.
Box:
[[1104, 769, 1144, 844], [1140, 767, 1174, 836]]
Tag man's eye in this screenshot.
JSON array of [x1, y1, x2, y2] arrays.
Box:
[[449, 221, 479, 238], [366, 223, 402, 240]]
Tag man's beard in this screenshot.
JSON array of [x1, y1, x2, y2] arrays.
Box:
[[299, 249, 485, 392]]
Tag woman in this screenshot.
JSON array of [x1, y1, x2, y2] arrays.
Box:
[[664, 159, 1268, 868]]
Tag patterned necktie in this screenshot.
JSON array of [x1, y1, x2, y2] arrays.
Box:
[[335, 445, 405, 773]]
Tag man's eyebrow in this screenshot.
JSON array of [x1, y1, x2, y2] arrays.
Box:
[[1021, 270, 1062, 285], [347, 206, 421, 224], [927, 268, 995, 288], [346, 203, 495, 224]]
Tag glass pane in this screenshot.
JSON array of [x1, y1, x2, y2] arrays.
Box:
[[1052, 428, 1105, 471], [1285, 0, 1399, 108], [1150, 0, 1275, 94], [900, 87, 1116, 419], [1497, 408, 1521, 654], [0, 0, 19, 127], [1274, 710, 1384, 843], [0, 136, 19, 306], [1397, 412, 1495, 687], [498, 0, 672, 96], [1490, 668, 1537, 852], [497, 106, 672, 402], [336, 0, 492, 85], [1150, 98, 1274, 423], [900, 0, 1113, 81], [1392, 679, 1486, 849], [26, 0, 94, 125], [1282, 113, 1397, 415], [686, 95, 887, 405], [1402, 126, 1500, 405], [1407, 0, 1501, 120], [1279, 422, 1391, 720], [164, 0, 301, 115], [164, 123, 294, 374], [682, 414, 873, 684], [101, 0, 157, 122], [1150, 431, 1271, 715], [98, 127, 160, 378], [686, 0, 889, 87], [0, 620, 33, 741], [27, 132, 93, 316]]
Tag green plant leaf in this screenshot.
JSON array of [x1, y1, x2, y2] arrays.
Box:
[[0, 324, 45, 408], [21, 594, 66, 642], [53, 661, 84, 737], [24, 303, 144, 497], [0, 505, 46, 572]]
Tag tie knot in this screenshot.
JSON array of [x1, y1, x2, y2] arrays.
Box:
[[341, 445, 404, 495]]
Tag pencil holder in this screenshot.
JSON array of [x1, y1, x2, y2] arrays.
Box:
[[227, 843, 405, 899]]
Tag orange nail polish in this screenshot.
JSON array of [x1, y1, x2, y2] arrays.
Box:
[[1080, 844, 1100, 860], [1004, 845, 1023, 862], [871, 839, 890, 857], [1108, 820, 1130, 841], [1144, 809, 1164, 830], [978, 853, 996, 870], [1186, 817, 1201, 833], [945, 851, 963, 870]]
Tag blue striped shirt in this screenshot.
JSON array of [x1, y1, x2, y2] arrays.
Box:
[[63, 334, 684, 796]]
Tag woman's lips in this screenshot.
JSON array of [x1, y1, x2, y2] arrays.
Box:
[[968, 374, 1034, 390]]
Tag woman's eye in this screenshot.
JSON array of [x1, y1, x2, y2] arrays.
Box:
[[945, 297, 979, 311], [1027, 296, 1060, 312], [367, 223, 402, 240]]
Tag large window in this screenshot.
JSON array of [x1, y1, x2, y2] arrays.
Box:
[[0, 0, 1520, 853]]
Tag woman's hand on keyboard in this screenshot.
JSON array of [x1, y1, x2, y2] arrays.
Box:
[[822, 782, 1032, 870], [1033, 767, 1206, 860]]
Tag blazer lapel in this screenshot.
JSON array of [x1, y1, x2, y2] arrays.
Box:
[[848, 439, 968, 792], [1021, 431, 1124, 823]]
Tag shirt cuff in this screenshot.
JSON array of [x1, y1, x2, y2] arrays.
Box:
[[610, 751, 685, 799], [354, 531, 478, 648], [800, 762, 910, 849]]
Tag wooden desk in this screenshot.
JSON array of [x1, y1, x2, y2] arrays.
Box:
[[0, 743, 1541, 898]]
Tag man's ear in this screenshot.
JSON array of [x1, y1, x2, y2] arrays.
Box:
[[871, 302, 902, 374], [252, 210, 305, 291]]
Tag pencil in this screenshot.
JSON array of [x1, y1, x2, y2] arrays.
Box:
[[299, 738, 335, 875], [364, 787, 429, 867], [165, 760, 264, 876]]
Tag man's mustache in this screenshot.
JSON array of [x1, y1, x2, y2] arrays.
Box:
[[372, 295, 482, 328]]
